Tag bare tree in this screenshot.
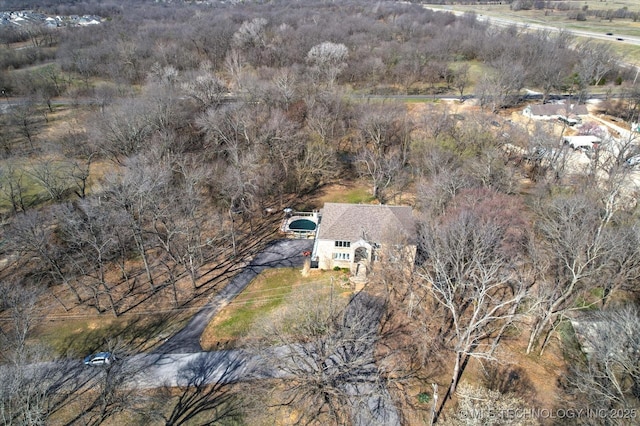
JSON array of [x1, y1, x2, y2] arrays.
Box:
[[562, 305, 640, 424], [0, 346, 77, 426], [0, 279, 43, 358], [252, 290, 398, 425], [181, 67, 228, 111], [5, 209, 81, 305], [306, 41, 349, 86], [92, 99, 153, 163], [451, 63, 470, 101], [416, 189, 531, 396], [8, 100, 40, 152], [525, 193, 627, 355], [155, 353, 245, 426], [152, 156, 226, 294], [68, 345, 142, 426], [440, 382, 539, 426], [101, 156, 171, 293], [355, 103, 411, 203], [574, 40, 616, 103], [0, 163, 31, 214], [56, 202, 121, 316], [27, 158, 72, 202]]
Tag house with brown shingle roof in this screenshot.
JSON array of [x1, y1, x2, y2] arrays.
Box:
[[311, 203, 417, 272]]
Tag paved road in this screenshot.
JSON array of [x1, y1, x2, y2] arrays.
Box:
[[423, 5, 640, 47], [130, 292, 400, 425], [155, 239, 313, 354], [16, 239, 399, 424]]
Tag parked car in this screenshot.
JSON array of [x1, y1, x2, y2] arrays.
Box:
[[83, 352, 115, 366], [625, 155, 640, 167]]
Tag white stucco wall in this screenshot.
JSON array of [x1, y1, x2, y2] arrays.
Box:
[[316, 239, 351, 270]]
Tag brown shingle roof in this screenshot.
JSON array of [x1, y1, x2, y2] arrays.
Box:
[[317, 203, 416, 244]]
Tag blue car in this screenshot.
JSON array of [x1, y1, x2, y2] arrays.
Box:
[[83, 352, 115, 366]]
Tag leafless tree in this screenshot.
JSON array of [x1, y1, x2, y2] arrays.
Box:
[[294, 138, 339, 194], [5, 209, 80, 305], [154, 353, 245, 426], [101, 156, 171, 293], [574, 40, 616, 103], [67, 344, 142, 426], [524, 123, 571, 183], [56, 201, 121, 316], [416, 189, 531, 396], [0, 279, 78, 425], [252, 290, 398, 425], [562, 305, 640, 424], [440, 382, 539, 426], [306, 42, 348, 86], [0, 279, 44, 358], [152, 156, 226, 295], [0, 163, 30, 214], [27, 158, 72, 202], [92, 99, 153, 163], [0, 346, 77, 426], [355, 103, 411, 203], [8, 100, 40, 152], [181, 68, 228, 111], [451, 63, 470, 101], [525, 192, 633, 355], [527, 30, 575, 104]]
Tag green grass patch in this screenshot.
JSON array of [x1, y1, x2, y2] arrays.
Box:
[[36, 316, 129, 357], [201, 268, 348, 349], [35, 312, 189, 358], [325, 185, 376, 205], [0, 159, 49, 212], [402, 97, 442, 103]]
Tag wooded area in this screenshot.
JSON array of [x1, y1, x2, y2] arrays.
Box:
[[0, 0, 639, 424]]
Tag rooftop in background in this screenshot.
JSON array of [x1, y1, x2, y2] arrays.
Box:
[[0, 10, 103, 28]]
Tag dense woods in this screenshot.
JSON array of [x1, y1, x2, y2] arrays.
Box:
[[0, 0, 639, 424]]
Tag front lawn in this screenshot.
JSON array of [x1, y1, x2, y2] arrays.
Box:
[[201, 268, 351, 350]]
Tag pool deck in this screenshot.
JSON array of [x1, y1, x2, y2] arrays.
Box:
[[280, 212, 319, 238]]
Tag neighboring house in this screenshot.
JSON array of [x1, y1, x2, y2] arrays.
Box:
[[311, 203, 417, 273], [523, 103, 589, 125], [562, 135, 601, 151]]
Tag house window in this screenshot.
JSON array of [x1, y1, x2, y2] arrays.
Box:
[[335, 241, 351, 248], [333, 252, 350, 261]]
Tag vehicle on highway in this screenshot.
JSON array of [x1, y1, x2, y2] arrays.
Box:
[[617, 38, 624, 41], [83, 352, 115, 366], [606, 32, 613, 36]]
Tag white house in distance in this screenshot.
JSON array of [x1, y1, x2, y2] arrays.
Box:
[[311, 203, 417, 273], [562, 135, 601, 151], [523, 103, 589, 125]]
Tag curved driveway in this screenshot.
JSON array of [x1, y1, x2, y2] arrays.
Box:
[[155, 239, 313, 354]]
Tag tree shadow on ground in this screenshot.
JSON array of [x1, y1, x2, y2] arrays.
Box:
[[58, 311, 182, 357], [481, 361, 537, 402]]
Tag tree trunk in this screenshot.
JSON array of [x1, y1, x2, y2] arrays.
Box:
[[450, 351, 462, 394]]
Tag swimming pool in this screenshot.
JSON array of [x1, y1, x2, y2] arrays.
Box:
[[288, 218, 317, 231]]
